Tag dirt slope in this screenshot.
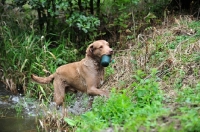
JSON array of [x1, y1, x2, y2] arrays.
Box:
[[103, 15, 199, 92]]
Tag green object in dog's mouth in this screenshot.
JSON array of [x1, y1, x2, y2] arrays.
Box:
[[101, 55, 111, 67]]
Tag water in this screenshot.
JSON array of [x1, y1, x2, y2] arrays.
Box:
[[0, 81, 40, 132], [0, 81, 94, 132], [0, 117, 38, 132]]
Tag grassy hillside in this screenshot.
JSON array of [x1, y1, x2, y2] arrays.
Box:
[[60, 15, 200, 131]]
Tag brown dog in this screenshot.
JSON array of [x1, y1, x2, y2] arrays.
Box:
[[31, 40, 113, 106]]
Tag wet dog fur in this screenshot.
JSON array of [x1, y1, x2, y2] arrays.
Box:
[[31, 40, 113, 107]]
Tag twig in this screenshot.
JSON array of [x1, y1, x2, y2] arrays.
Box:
[[197, 8, 200, 20]]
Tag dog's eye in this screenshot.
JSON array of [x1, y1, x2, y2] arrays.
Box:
[[99, 45, 103, 48]]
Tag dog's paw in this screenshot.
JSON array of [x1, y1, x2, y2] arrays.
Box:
[[102, 90, 109, 97]]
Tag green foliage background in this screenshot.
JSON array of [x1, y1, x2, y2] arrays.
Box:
[[1, 0, 200, 131], [0, 0, 171, 95]]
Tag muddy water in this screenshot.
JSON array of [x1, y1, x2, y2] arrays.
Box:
[[0, 81, 93, 132], [0, 82, 40, 132]]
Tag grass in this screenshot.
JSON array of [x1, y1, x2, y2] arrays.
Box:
[[0, 24, 80, 100], [61, 16, 200, 131], [64, 69, 168, 132], [1, 14, 200, 131]]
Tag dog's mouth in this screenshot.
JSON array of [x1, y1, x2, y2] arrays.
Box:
[[100, 55, 112, 67], [101, 54, 112, 59], [101, 55, 112, 61]]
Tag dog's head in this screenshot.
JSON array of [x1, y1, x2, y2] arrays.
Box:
[[86, 40, 113, 61]]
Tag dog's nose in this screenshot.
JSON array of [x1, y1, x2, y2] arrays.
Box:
[[110, 49, 113, 54]]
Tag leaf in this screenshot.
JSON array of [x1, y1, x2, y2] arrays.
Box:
[[46, 51, 56, 60], [64, 118, 76, 126], [144, 12, 157, 23], [39, 85, 46, 97], [20, 59, 28, 72]]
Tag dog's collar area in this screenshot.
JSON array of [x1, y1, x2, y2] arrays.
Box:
[[86, 54, 101, 62], [83, 57, 103, 69]]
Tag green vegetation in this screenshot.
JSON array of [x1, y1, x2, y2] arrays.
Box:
[[0, 27, 78, 100], [0, 0, 200, 131], [71, 69, 167, 132], [63, 18, 200, 131]]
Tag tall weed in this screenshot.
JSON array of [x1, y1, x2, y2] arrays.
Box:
[[0, 25, 78, 101]]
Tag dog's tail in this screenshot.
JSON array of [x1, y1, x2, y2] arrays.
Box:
[[31, 74, 55, 84]]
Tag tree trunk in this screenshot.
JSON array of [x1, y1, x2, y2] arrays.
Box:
[[37, 8, 43, 31], [90, 0, 93, 14], [97, 0, 100, 15], [78, 0, 83, 12], [51, 0, 56, 32]]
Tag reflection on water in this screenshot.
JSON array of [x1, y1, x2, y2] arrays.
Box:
[[0, 117, 38, 132], [0, 81, 40, 132]]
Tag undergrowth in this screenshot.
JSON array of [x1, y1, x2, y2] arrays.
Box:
[[1, 6, 200, 131], [65, 69, 168, 132], [0, 25, 80, 99], [63, 17, 200, 132]]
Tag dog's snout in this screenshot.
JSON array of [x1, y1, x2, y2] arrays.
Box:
[[110, 49, 113, 54]]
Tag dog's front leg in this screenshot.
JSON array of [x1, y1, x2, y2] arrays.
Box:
[[87, 86, 109, 97], [86, 78, 109, 97]]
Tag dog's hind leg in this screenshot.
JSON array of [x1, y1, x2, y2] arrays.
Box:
[[53, 78, 66, 107]]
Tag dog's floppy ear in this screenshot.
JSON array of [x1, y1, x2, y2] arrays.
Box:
[[89, 45, 94, 53], [86, 44, 94, 56]]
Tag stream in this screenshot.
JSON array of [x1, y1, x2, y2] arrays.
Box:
[[0, 81, 93, 132], [0, 81, 40, 132]]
